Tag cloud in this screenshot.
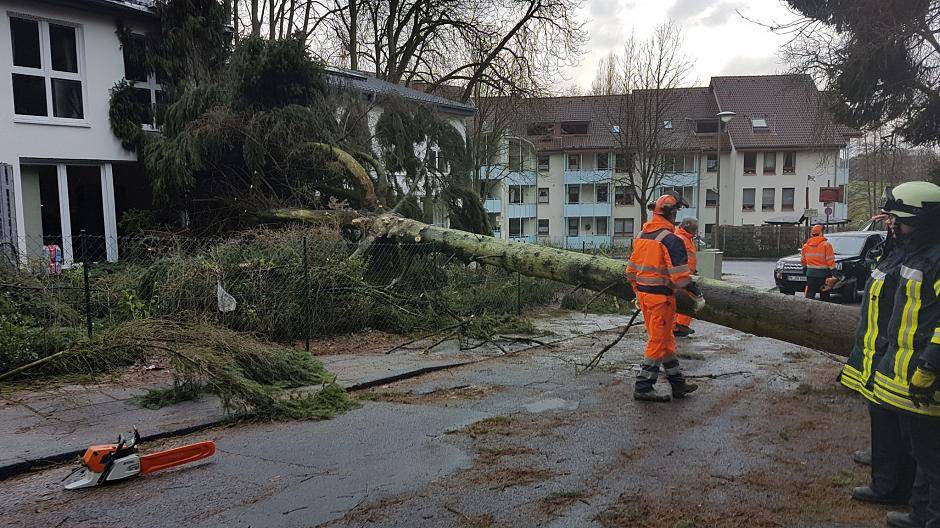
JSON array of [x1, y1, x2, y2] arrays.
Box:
[[667, 0, 745, 27], [718, 54, 784, 76], [701, 2, 745, 27], [587, 0, 632, 50]]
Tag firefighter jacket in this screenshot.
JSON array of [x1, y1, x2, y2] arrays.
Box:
[[675, 227, 697, 275], [801, 235, 836, 278], [626, 215, 692, 296], [873, 241, 940, 417], [839, 247, 905, 403]]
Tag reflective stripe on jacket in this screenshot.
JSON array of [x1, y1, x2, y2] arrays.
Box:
[[840, 248, 904, 403], [675, 227, 697, 275], [626, 215, 691, 296], [872, 242, 940, 417], [801, 236, 836, 270]]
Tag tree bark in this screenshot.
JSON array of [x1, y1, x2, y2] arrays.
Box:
[[266, 210, 859, 357]]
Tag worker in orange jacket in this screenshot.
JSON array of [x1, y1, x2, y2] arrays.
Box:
[[673, 217, 699, 338], [627, 193, 704, 402], [800, 224, 836, 301]]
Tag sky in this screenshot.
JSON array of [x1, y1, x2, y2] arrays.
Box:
[[564, 0, 800, 91]]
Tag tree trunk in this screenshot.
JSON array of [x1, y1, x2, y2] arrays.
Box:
[[267, 211, 859, 357], [348, 0, 358, 70]]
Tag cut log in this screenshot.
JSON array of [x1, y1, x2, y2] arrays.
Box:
[[266, 209, 859, 357]]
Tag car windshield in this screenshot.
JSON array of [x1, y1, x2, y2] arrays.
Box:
[[826, 235, 868, 256]]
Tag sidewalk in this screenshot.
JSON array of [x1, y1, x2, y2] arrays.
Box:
[[0, 310, 631, 479]]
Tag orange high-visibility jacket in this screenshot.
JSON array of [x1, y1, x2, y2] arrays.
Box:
[[675, 226, 697, 275], [626, 215, 692, 295], [800, 235, 836, 270]]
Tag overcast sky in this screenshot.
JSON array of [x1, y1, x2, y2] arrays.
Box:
[[564, 0, 799, 91]]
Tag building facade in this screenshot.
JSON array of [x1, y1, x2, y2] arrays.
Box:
[[481, 75, 857, 249]]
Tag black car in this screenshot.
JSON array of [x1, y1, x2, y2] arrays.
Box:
[[774, 231, 887, 302]]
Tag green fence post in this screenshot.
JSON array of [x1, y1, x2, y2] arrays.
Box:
[[516, 271, 521, 316], [80, 230, 92, 338], [303, 236, 311, 353]]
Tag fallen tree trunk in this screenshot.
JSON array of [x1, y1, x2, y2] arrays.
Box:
[[268, 210, 859, 357]]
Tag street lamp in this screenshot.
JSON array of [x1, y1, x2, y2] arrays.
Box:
[[713, 111, 735, 247]]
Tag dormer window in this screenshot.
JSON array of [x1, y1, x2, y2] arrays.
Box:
[[560, 121, 589, 135], [611, 125, 621, 134], [663, 120, 673, 129], [695, 120, 718, 134], [526, 122, 552, 137], [751, 117, 769, 130]]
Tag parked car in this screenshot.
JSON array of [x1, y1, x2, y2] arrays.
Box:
[[774, 231, 887, 302]]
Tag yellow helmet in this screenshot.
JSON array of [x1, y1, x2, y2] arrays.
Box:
[[881, 181, 940, 219]]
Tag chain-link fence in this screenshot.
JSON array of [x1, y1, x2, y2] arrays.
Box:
[[1, 228, 576, 373]]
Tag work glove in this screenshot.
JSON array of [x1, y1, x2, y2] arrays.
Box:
[[910, 365, 938, 408], [684, 283, 706, 313]]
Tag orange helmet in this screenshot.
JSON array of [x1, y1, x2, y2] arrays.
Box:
[[811, 224, 824, 236], [651, 192, 689, 217]]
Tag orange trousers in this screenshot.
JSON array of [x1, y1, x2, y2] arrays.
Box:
[[675, 313, 693, 328], [636, 292, 676, 361]]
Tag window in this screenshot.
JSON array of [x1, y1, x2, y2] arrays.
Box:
[[663, 120, 673, 129], [706, 189, 718, 207], [537, 187, 549, 204], [596, 184, 609, 203], [567, 218, 579, 236], [10, 17, 84, 120], [743, 153, 757, 174], [752, 117, 769, 130], [596, 152, 610, 170], [509, 185, 523, 204], [611, 125, 621, 134], [561, 122, 589, 135], [122, 34, 164, 129], [662, 185, 693, 205], [614, 186, 634, 206], [567, 154, 581, 171], [695, 120, 719, 134], [782, 188, 795, 211], [706, 154, 718, 172], [527, 122, 552, 136], [614, 218, 635, 237], [762, 188, 775, 211], [615, 153, 630, 173], [783, 152, 796, 174], [567, 185, 580, 204], [537, 219, 549, 235], [508, 139, 524, 170], [509, 218, 522, 237], [537, 154, 550, 172], [595, 217, 609, 236], [763, 152, 776, 174], [662, 153, 695, 173], [742, 188, 756, 211]]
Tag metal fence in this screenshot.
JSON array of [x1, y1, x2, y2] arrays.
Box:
[[0, 229, 571, 372]]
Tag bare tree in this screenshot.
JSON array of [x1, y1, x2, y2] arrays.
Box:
[[593, 22, 693, 223]]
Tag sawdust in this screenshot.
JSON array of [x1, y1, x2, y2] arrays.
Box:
[[466, 466, 556, 490]]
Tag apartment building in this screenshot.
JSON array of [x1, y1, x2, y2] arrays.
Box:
[[481, 74, 857, 248]]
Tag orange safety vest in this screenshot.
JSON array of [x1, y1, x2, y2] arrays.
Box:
[[675, 226, 697, 275], [626, 215, 692, 295], [800, 235, 836, 270]]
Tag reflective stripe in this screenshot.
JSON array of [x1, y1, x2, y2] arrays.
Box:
[[668, 264, 689, 274], [629, 262, 669, 274], [654, 230, 670, 243], [933, 327, 940, 345], [840, 365, 876, 402], [935, 277, 940, 296], [871, 269, 887, 280], [861, 279, 885, 385], [874, 384, 940, 417], [894, 277, 922, 384], [635, 276, 670, 286], [901, 266, 923, 282]]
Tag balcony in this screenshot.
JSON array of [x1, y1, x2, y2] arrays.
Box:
[[483, 199, 502, 213], [564, 169, 613, 184], [563, 202, 612, 217], [565, 235, 613, 249], [479, 166, 536, 185], [508, 203, 537, 218]]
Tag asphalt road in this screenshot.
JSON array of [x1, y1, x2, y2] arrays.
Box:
[[2, 319, 883, 528], [722, 259, 780, 291]]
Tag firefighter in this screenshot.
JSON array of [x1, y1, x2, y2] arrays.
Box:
[[801, 224, 836, 300], [869, 181, 940, 528], [839, 220, 914, 507], [627, 192, 704, 403], [673, 217, 699, 338]]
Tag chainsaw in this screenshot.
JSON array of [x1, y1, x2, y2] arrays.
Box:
[[63, 429, 215, 490]]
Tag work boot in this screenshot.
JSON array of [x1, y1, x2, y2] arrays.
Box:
[[673, 325, 693, 337], [670, 380, 698, 399], [634, 389, 671, 402], [853, 448, 872, 466], [852, 486, 909, 506], [886, 511, 922, 528]]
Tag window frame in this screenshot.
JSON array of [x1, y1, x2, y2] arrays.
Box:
[[596, 184, 609, 203], [567, 154, 581, 171], [705, 189, 718, 207], [508, 217, 522, 237], [9, 14, 88, 126], [742, 188, 756, 212], [614, 217, 634, 237], [761, 188, 775, 211], [537, 218, 549, 236], [783, 152, 796, 174], [537, 154, 550, 172], [537, 187, 549, 204], [763, 152, 776, 174], [743, 152, 757, 174], [614, 185, 634, 206], [567, 217, 579, 236], [122, 32, 164, 131], [596, 152, 610, 171], [509, 185, 524, 204], [705, 154, 718, 173], [595, 216, 609, 236], [781, 187, 795, 211], [566, 184, 580, 204]]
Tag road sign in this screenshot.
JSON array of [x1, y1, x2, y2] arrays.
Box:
[[804, 208, 818, 218], [824, 206, 833, 216]]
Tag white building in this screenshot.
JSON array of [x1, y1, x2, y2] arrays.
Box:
[[481, 75, 858, 249]]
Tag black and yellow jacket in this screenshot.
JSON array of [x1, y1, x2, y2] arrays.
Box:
[[873, 241, 940, 417], [839, 248, 905, 403]]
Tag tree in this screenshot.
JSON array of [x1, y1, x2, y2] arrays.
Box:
[[779, 0, 940, 146], [592, 23, 693, 223]]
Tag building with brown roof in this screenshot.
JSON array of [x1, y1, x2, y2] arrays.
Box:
[[480, 74, 859, 248]]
